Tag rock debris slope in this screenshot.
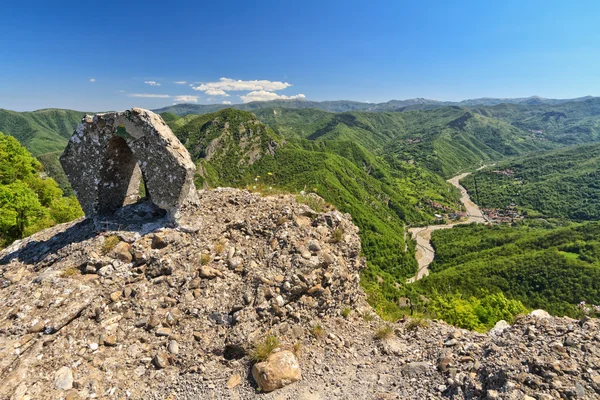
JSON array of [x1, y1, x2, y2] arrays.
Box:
[[0, 189, 599, 399]]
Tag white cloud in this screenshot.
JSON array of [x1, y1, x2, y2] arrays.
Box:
[[144, 81, 161, 86], [173, 95, 198, 104], [173, 81, 187, 85], [240, 91, 306, 103], [89, 78, 96, 83], [128, 93, 170, 98], [192, 77, 292, 97], [204, 88, 229, 96], [119, 90, 126, 93], [222, 101, 232, 105]]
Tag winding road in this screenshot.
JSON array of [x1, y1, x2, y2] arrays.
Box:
[[406, 170, 486, 283]]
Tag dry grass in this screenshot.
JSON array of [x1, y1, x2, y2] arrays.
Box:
[[292, 341, 302, 357], [250, 334, 280, 363], [311, 324, 325, 338], [361, 311, 376, 322], [374, 325, 394, 340], [406, 318, 430, 331], [215, 242, 225, 254], [60, 266, 79, 277], [331, 227, 344, 243], [199, 253, 212, 266], [101, 235, 119, 255]]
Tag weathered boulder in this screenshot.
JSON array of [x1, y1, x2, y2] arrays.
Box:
[[251, 350, 301, 392], [60, 108, 198, 220]]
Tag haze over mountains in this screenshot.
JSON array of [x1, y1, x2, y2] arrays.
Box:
[[154, 95, 598, 115]]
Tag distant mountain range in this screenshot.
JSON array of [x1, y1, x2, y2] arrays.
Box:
[[154, 96, 597, 115]]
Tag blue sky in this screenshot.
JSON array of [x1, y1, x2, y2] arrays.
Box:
[[1, 0, 599, 111]]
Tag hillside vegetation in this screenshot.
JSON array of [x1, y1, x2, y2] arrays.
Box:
[[411, 222, 600, 318], [254, 106, 552, 178], [0, 132, 83, 247], [0, 108, 83, 156], [471, 97, 600, 145], [461, 142, 600, 220]]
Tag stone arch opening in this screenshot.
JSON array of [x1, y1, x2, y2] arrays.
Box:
[[97, 135, 147, 215], [60, 108, 198, 221]]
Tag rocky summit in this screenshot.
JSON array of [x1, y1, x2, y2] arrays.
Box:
[[0, 189, 599, 399]]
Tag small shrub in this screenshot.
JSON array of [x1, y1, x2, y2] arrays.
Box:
[[341, 306, 352, 318], [102, 235, 119, 255], [406, 318, 429, 331], [250, 334, 280, 362], [311, 324, 325, 338], [331, 227, 344, 243], [199, 253, 212, 266], [215, 242, 225, 254], [374, 325, 394, 340]]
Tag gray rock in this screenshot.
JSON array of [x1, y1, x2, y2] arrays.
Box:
[[402, 362, 430, 377], [167, 340, 179, 354], [54, 366, 73, 390]]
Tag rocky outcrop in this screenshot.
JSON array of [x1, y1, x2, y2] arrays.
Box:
[[60, 108, 198, 220], [0, 189, 599, 399]]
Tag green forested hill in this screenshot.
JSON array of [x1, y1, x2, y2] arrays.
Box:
[[412, 222, 600, 318], [471, 98, 600, 145], [255, 107, 552, 177], [461, 142, 600, 220], [0, 108, 84, 156]]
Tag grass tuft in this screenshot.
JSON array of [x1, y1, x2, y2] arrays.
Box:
[[374, 325, 394, 340], [311, 324, 325, 338], [250, 334, 280, 362], [199, 253, 212, 266], [341, 306, 352, 318], [102, 235, 119, 255], [406, 317, 430, 331]]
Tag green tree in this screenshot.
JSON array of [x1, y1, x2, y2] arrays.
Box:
[[0, 132, 83, 247]]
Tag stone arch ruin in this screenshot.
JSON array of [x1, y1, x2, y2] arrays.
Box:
[[60, 108, 198, 220]]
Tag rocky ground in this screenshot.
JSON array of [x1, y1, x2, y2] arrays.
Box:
[[1, 188, 599, 399]]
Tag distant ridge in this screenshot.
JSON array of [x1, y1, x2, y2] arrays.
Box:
[[154, 96, 597, 115]]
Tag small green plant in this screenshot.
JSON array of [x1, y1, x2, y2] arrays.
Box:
[[374, 325, 394, 340], [250, 334, 280, 362], [331, 227, 344, 243], [341, 306, 352, 318], [406, 317, 430, 331], [361, 311, 376, 322], [102, 235, 119, 255], [199, 253, 212, 266], [311, 324, 325, 338]]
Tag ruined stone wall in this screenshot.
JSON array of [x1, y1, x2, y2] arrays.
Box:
[[60, 108, 198, 220]]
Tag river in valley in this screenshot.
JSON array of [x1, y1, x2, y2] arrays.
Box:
[[406, 170, 486, 283]]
